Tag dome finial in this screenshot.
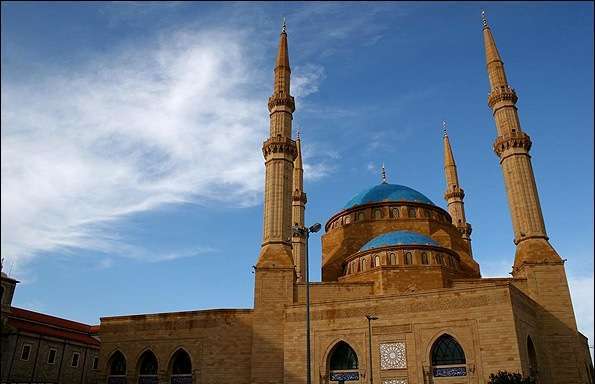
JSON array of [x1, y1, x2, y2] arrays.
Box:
[[282, 17, 287, 34], [381, 162, 387, 184], [443, 120, 448, 137], [481, 10, 488, 28], [296, 125, 301, 140]]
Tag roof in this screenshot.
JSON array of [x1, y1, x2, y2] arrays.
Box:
[[344, 183, 434, 209], [359, 230, 440, 252], [6, 307, 100, 347]]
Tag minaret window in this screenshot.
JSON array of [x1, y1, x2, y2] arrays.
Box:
[[405, 252, 413, 265], [421, 252, 429, 265]]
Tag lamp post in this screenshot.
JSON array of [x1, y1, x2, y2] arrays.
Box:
[[293, 222, 321, 384], [366, 315, 379, 384]]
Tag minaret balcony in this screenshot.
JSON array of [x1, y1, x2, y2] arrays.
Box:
[[267, 95, 295, 112], [444, 188, 465, 201], [493, 131, 532, 157], [488, 85, 518, 108], [262, 136, 297, 159]]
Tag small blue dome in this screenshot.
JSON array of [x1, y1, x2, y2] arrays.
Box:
[[360, 230, 439, 251], [344, 183, 434, 209]]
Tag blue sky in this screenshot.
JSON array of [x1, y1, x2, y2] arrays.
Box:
[[1, 2, 593, 345]]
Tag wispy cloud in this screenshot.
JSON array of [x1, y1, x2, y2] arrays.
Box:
[[1, 25, 324, 270]]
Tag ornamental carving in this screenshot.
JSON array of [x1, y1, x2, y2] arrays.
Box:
[[380, 342, 407, 369], [493, 131, 532, 157], [444, 188, 465, 201], [268, 95, 295, 112], [262, 137, 297, 158], [383, 379, 407, 384], [487, 85, 518, 108], [457, 223, 472, 236]]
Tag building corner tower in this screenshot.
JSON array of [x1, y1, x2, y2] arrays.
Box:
[[251, 20, 297, 384], [292, 131, 307, 282], [442, 122, 472, 251], [482, 13, 587, 383]]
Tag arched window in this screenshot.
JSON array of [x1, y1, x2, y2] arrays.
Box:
[[408, 207, 416, 218], [108, 351, 126, 384], [373, 209, 382, 219], [421, 252, 429, 265], [328, 341, 359, 381], [138, 351, 157, 384], [391, 208, 400, 218], [357, 212, 365, 221], [435, 254, 443, 264], [424, 209, 431, 218], [405, 252, 412, 265], [431, 334, 466, 377], [169, 349, 192, 384], [389, 253, 396, 265], [375, 255, 381, 267], [527, 337, 539, 382], [345, 215, 351, 224]]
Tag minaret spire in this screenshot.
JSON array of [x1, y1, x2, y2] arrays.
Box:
[[257, 21, 297, 267], [442, 123, 472, 249], [292, 131, 307, 282], [381, 162, 387, 184], [482, 13, 560, 270]]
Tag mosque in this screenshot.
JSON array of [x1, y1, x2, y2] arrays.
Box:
[[93, 15, 593, 384]]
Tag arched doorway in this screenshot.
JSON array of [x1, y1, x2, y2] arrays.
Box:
[[328, 341, 359, 383], [107, 351, 127, 384], [527, 336, 539, 383], [169, 349, 192, 384], [137, 350, 158, 384], [430, 334, 466, 378]]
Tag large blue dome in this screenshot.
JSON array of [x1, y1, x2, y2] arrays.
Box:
[[344, 183, 434, 209], [360, 230, 440, 252]]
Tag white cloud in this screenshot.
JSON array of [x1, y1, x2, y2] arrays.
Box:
[[1, 26, 325, 270]]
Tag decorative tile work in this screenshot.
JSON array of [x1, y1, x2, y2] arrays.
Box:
[[433, 367, 467, 377], [380, 342, 407, 370], [382, 379, 407, 384], [329, 371, 360, 381]]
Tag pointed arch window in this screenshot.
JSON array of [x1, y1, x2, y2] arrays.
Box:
[[328, 341, 359, 381], [431, 334, 466, 377], [527, 336, 539, 383], [108, 351, 127, 384], [138, 351, 158, 384], [169, 349, 192, 384]]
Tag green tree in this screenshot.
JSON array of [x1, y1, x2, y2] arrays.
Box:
[[488, 371, 535, 384]]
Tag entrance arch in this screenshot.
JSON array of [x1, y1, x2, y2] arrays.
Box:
[[328, 341, 359, 383], [527, 336, 539, 383], [430, 334, 467, 378]]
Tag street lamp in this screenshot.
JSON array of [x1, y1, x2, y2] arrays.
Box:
[[366, 315, 379, 384], [293, 223, 322, 384]]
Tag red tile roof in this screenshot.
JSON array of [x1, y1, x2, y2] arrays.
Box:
[[7, 307, 100, 347]]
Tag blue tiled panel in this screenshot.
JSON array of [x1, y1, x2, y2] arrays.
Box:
[[344, 183, 434, 209], [360, 230, 440, 251], [433, 367, 467, 377], [329, 371, 360, 381]]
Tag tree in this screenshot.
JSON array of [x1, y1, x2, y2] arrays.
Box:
[[488, 371, 535, 384]]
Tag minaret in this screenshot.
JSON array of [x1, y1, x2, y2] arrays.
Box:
[[292, 128, 307, 282], [251, 20, 298, 384], [256, 18, 297, 268], [442, 121, 472, 249], [482, 11, 560, 269], [482, 14, 584, 383]]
